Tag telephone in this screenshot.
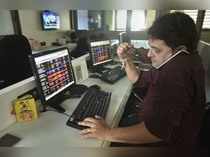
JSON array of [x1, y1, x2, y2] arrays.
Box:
[[155, 45, 190, 69]]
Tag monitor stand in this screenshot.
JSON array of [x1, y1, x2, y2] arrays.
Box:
[[45, 96, 66, 113], [49, 103, 66, 113]]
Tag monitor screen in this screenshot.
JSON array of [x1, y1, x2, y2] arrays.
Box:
[[29, 48, 75, 104], [90, 40, 112, 66], [41, 10, 60, 30]]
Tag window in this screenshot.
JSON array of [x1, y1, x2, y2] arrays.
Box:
[[203, 10, 210, 29], [183, 10, 198, 23], [0, 10, 14, 35], [77, 10, 88, 30], [116, 10, 127, 31], [131, 10, 146, 31], [115, 10, 146, 31]]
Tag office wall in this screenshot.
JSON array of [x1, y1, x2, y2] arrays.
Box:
[[0, 10, 14, 35], [146, 10, 156, 28], [19, 10, 70, 46]]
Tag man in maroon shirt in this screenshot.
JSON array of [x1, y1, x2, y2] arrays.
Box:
[[78, 12, 206, 146]]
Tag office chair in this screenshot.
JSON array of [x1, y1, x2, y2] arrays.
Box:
[[70, 36, 90, 58], [0, 34, 32, 89]]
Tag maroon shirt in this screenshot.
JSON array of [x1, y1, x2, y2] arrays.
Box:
[[134, 52, 206, 145]]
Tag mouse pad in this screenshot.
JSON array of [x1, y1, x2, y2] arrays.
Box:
[[0, 133, 21, 146]]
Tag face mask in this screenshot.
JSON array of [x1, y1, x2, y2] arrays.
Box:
[[153, 45, 190, 69]]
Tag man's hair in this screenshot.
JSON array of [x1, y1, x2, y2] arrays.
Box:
[[148, 12, 199, 54]]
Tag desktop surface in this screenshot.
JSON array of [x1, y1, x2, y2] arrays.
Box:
[[0, 77, 132, 147], [0, 147, 206, 157]]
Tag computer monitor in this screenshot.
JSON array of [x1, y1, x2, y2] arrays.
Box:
[[29, 47, 75, 112], [41, 10, 60, 30], [89, 40, 112, 71]]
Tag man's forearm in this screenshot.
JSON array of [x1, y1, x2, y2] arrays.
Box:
[[106, 122, 161, 144], [124, 58, 140, 83]]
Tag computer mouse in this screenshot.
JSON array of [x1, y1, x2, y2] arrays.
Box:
[[88, 84, 101, 91]]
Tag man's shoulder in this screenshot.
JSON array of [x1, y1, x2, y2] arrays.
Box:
[[160, 53, 203, 72]]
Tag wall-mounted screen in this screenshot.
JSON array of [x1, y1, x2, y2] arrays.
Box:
[[41, 10, 60, 30]]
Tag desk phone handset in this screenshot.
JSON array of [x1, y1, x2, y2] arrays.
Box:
[[155, 45, 190, 69]]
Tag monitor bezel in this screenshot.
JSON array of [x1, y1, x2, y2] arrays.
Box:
[[29, 47, 76, 106], [89, 40, 113, 67]]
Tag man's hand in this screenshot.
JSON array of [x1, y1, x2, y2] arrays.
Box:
[[78, 115, 111, 140], [117, 43, 133, 60]]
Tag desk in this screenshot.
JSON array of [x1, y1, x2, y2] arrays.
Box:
[[0, 77, 132, 147]]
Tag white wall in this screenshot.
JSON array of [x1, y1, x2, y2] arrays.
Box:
[[19, 10, 70, 46], [0, 10, 14, 35]]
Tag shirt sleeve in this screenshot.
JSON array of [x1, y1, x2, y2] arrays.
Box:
[[133, 70, 153, 89]]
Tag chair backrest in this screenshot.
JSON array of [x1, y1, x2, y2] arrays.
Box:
[[70, 36, 90, 58], [0, 35, 32, 89], [198, 40, 210, 77]]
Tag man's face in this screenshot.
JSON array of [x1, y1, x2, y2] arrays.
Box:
[[147, 38, 173, 68]]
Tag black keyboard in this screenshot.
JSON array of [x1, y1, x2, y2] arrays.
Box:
[[66, 87, 111, 130], [100, 66, 126, 84]]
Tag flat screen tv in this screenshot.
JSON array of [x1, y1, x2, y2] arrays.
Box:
[[41, 10, 60, 30]]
